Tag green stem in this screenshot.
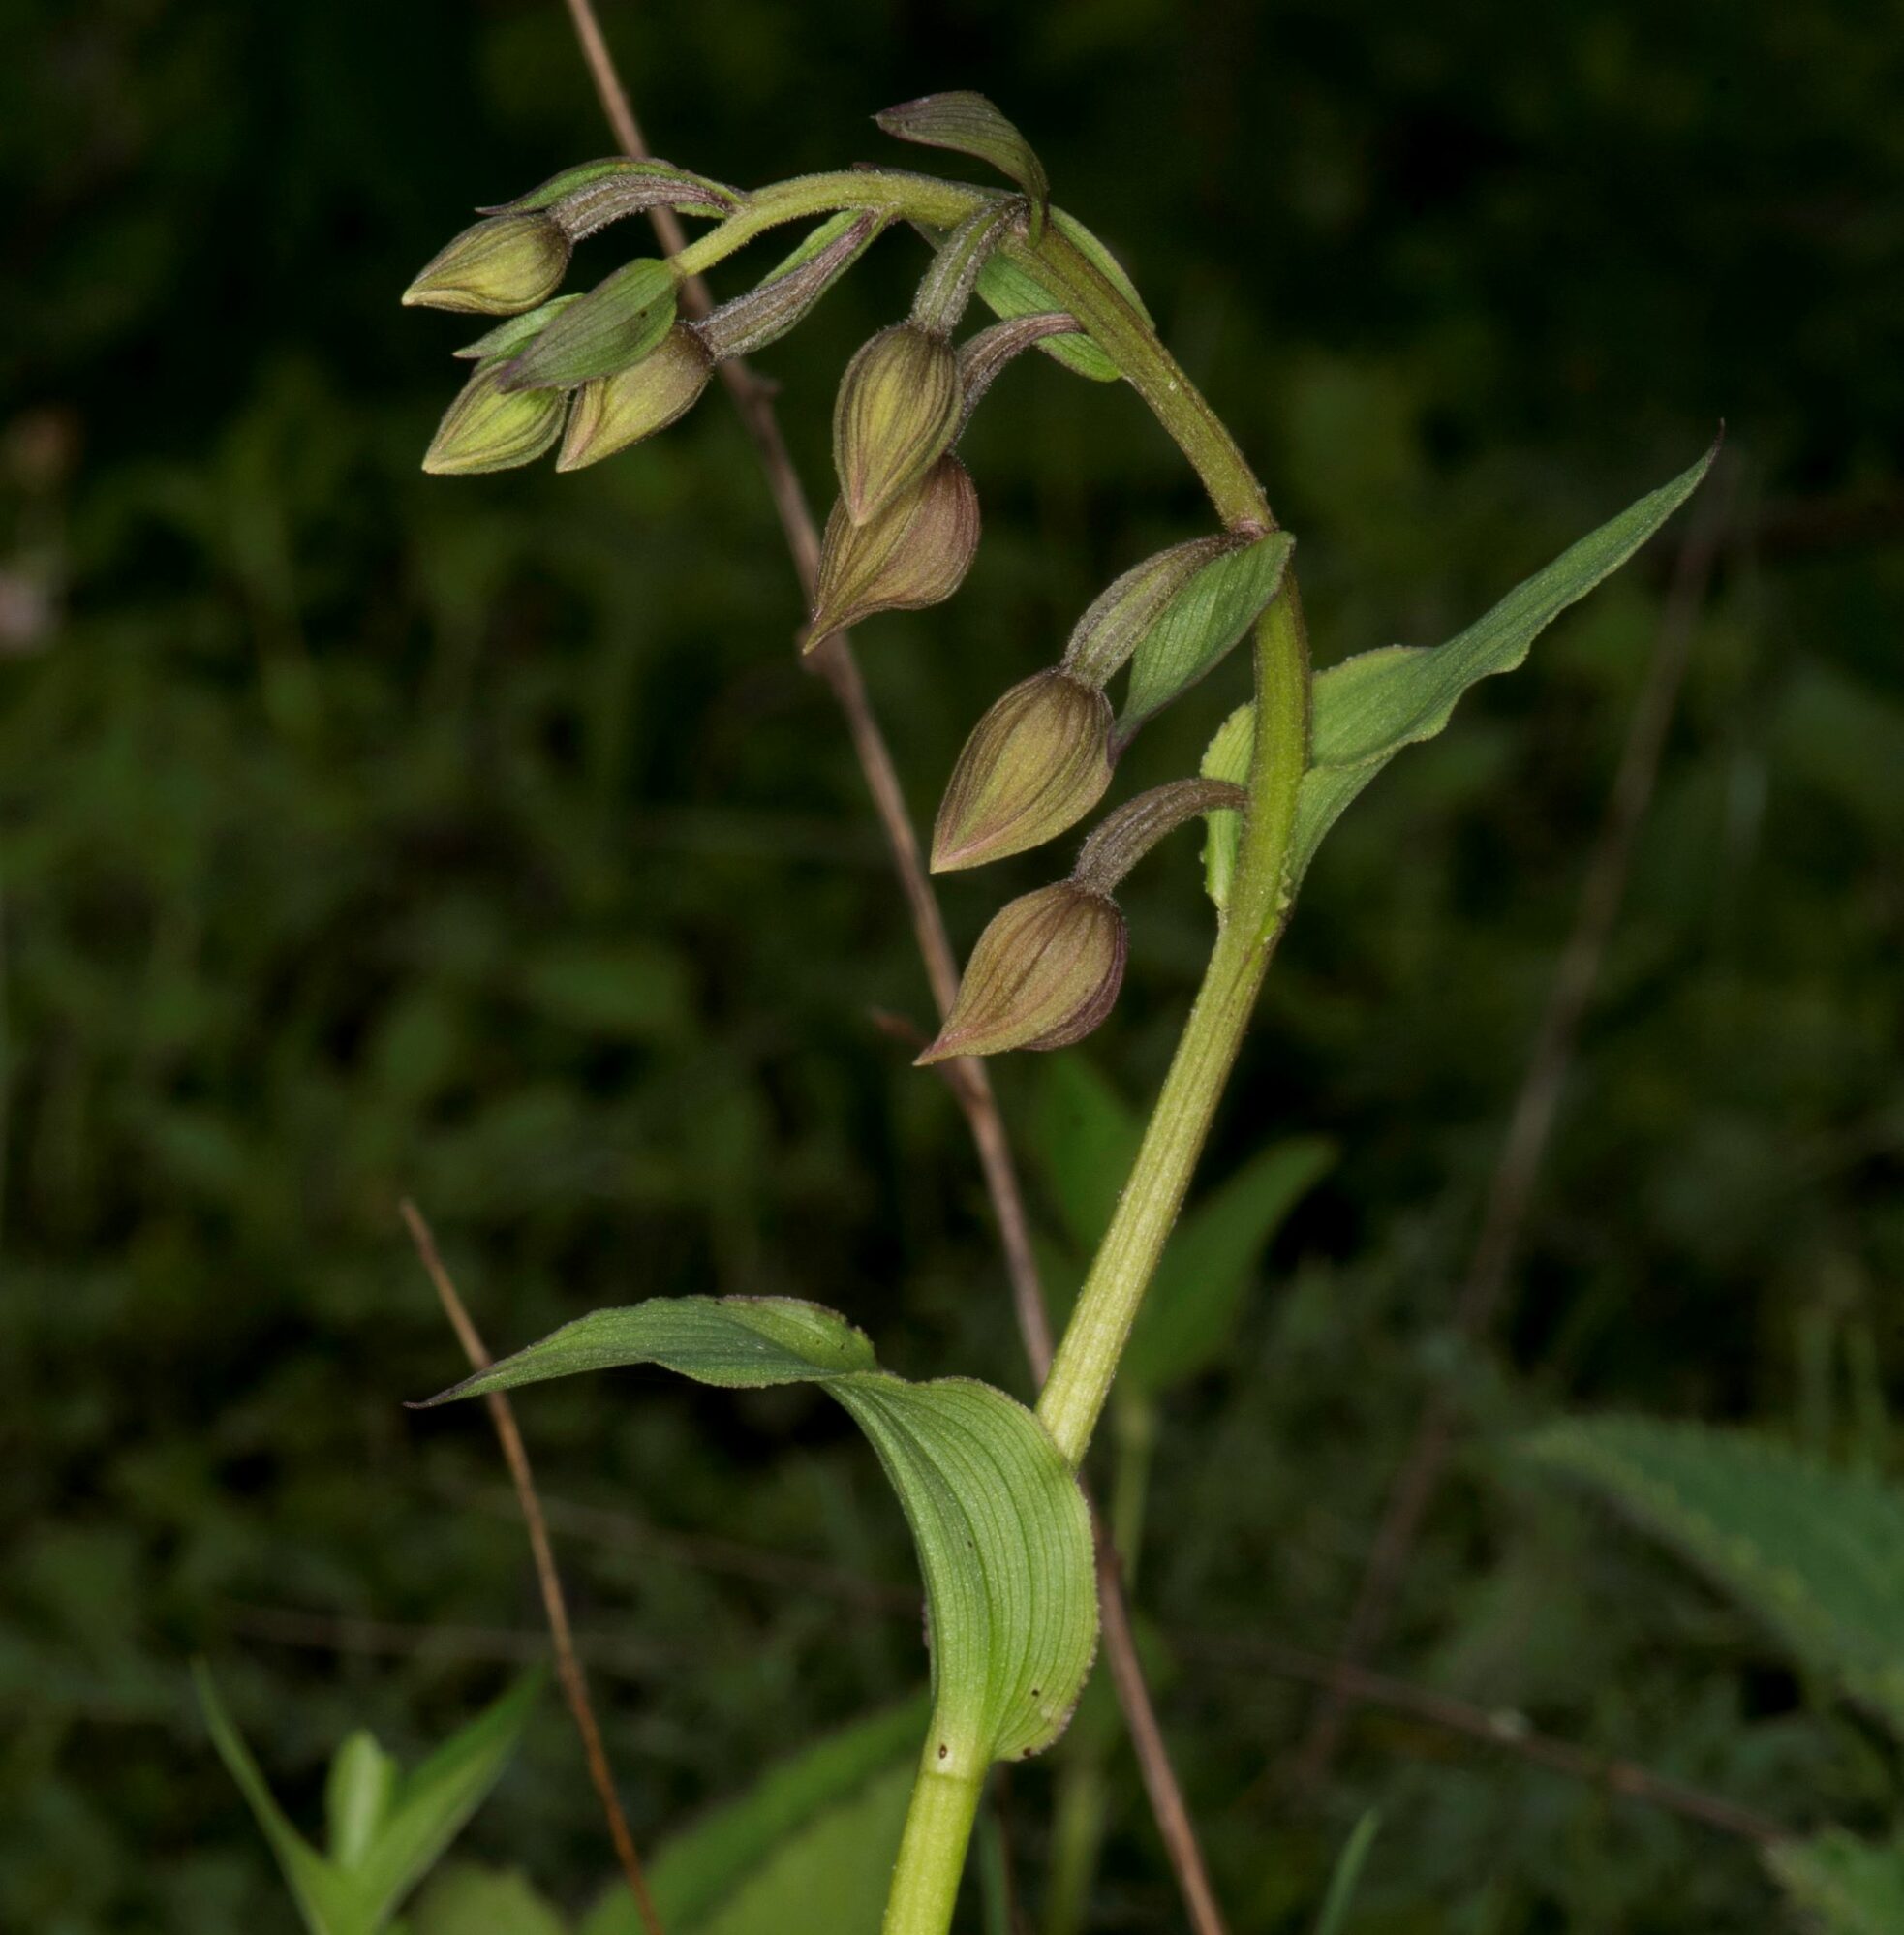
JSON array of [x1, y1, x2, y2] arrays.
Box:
[[687, 164, 1312, 1925], [882, 1762, 984, 1935]]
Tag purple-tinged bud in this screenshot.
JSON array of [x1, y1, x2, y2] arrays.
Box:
[[402, 213, 569, 316], [932, 671, 1114, 873], [917, 883, 1127, 1064], [422, 363, 568, 476], [557, 325, 713, 471], [805, 456, 979, 650], [832, 323, 962, 526]]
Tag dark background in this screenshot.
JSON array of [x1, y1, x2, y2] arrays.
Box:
[[4, 1, 1901, 1928]]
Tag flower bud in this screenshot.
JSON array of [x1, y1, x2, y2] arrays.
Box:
[[832, 323, 962, 526], [422, 363, 568, 476], [917, 883, 1127, 1063], [403, 213, 569, 316], [932, 671, 1113, 873], [557, 325, 713, 471], [805, 456, 979, 650]]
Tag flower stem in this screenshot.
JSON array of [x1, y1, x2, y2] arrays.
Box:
[[882, 1762, 985, 1935]]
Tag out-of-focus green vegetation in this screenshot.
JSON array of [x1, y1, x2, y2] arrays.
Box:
[[2, 2, 1899, 1928]]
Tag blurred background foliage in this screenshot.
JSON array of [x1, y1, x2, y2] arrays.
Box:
[[2, 0, 1900, 1928]]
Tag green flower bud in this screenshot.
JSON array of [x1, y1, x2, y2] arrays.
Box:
[[917, 883, 1127, 1064], [422, 362, 568, 476], [557, 325, 713, 471], [403, 213, 569, 316], [932, 670, 1114, 873], [805, 456, 979, 650], [832, 323, 962, 526]]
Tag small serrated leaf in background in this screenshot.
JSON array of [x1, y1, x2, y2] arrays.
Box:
[[1766, 1829, 1904, 1935], [1528, 1416, 1904, 1737]]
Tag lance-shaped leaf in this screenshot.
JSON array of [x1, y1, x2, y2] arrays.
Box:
[[875, 92, 1051, 239], [970, 209, 1152, 383], [1767, 1830, 1904, 1935], [501, 259, 678, 391], [417, 1299, 1098, 1775], [584, 1697, 928, 1935], [454, 296, 582, 362], [1528, 1416, 1904, 1737], [1117, 529, 1294, 741], [1201, 445, 1717, 915]]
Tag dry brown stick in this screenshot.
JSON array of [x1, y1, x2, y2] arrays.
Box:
[[402, 1200, 667, 1935], [554, 9, 1224, 1928], [1293, 476, 1735, 1789], [1191, 1631, 1785, 1845]]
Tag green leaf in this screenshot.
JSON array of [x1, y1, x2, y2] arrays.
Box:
[[1528, 1417, 1904, 1735], [326, 1732, 399, 1871], [503, 260, 678, 391], [455, 297, 583, 362], [875, 92, 1051, 238], [1119, 532, 1294, 739], [584, 1699, 924, 1935], [196, 1662, 378, 1935], [1768, 1830, 1904, 1935], [1313, 1811, 1381, 1935], [410, 1863, 569, 1935], [480, 157, 738, 220], [1201, 445, 1716, 911], [348, 1674, 544, 1923], [420, 1300, 1097, 1772], [971, 210, 1151, 382], [1122, 1135, 1335, 1396], [1029, 1058, 1143, 1258]]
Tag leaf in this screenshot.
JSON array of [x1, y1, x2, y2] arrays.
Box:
[[1767, 1829, 1904, 1935], [196, 1662, 378, 1935], [410, 1863, 569, 1935], [1528, 1417, 1904, 1736], [1313, 1811, 1381, 1935], [875, 92, 1051, 238], [455, 297, 582, 362], [326, 1732, 399, 1871], [581, 1699, 924, 1935], [1029, 1057, 1143, 1257], [1118, 531, 1294, 741], [1121, 1135, 1335, 1396], [348, 1674, 544, 1922], [971, 209, 1152, 382], [420, 1300, 1098, 1772], [1201, 445, 1717, 911], [503, 260, 678, 391], [479, 157, 739, 223]]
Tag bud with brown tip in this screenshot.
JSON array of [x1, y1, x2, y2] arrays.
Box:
[[805, 456, 979, 649], [403, 213, 570, 317], [916, 883, 1126, 1064], [557, 325, 713, 471], [832, 324, 962, 526], [932, 671, 1113, 872]]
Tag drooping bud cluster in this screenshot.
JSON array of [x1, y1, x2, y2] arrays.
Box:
[[406, 102, 1300, 1076]]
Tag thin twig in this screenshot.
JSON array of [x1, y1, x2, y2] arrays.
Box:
[[1190, 1630, 1785, 1845], [553, 12, 1223, 1928], [402, 1200, 666, 1935], [1294, 476, 1735, 1788]]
